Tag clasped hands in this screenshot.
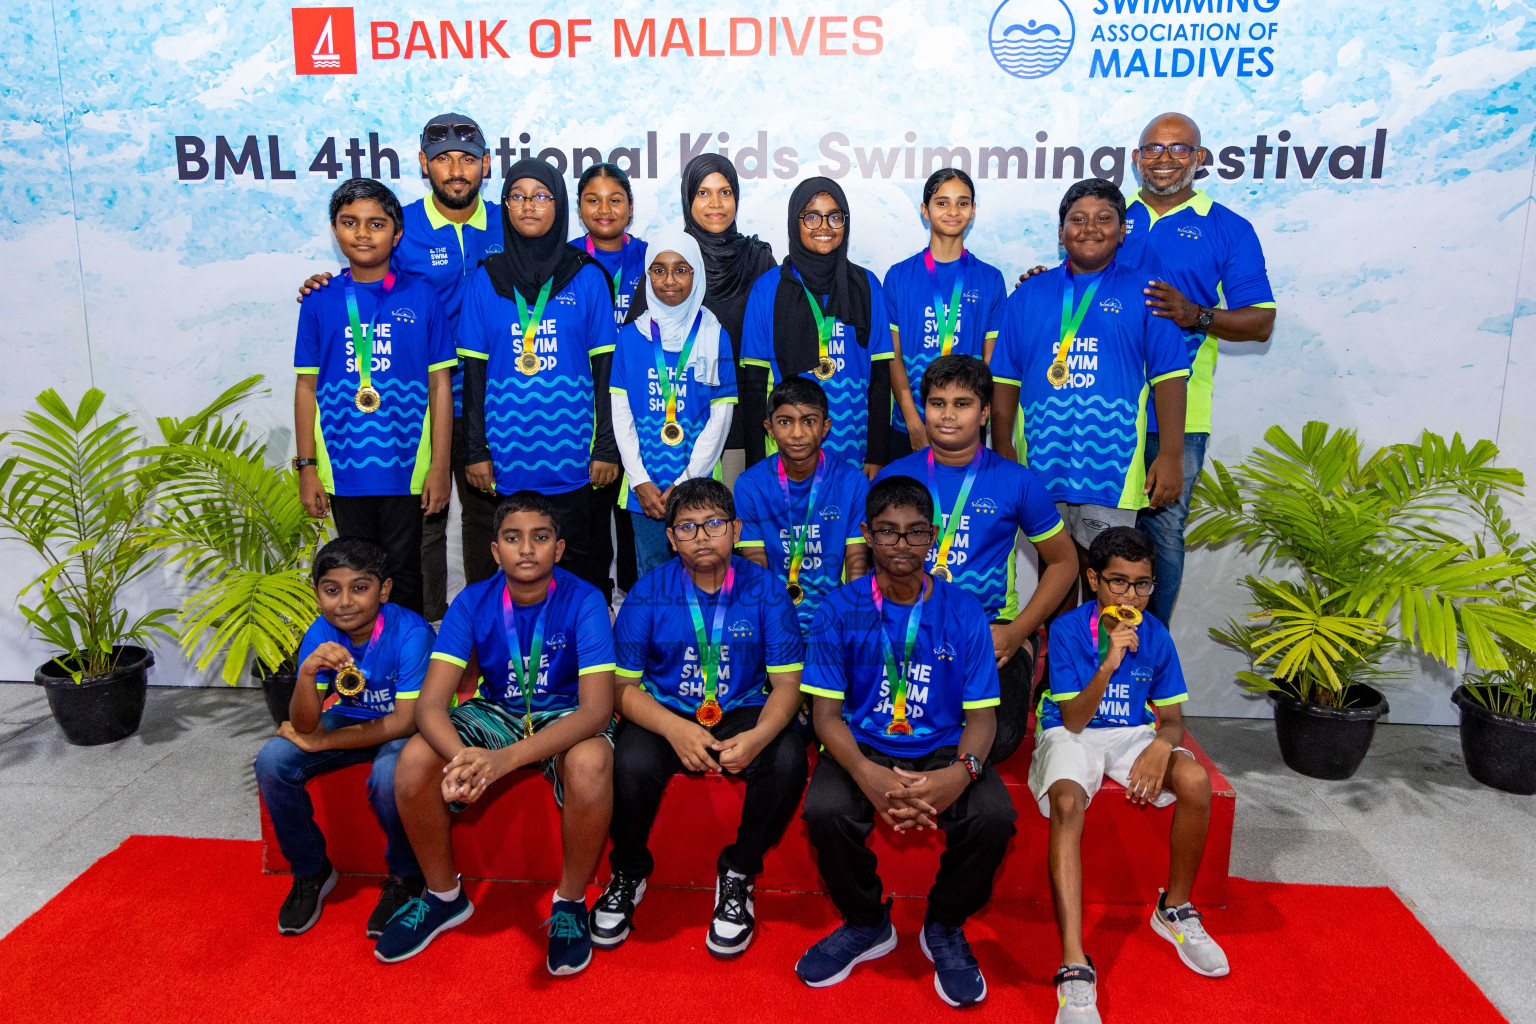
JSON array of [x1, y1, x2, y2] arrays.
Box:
[[856, 761, 970, 834]]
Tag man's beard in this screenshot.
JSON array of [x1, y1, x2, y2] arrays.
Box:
[[1139, 161, 1197, 197], [432, 178, 479, 210]]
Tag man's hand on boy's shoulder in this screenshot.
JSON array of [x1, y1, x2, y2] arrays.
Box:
[[300, 641, 354, 679], [297, 271, 333, 303], [277, 719, 331, 752]]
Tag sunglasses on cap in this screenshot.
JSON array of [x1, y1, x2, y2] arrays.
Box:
[[424, 123, 483, 145]]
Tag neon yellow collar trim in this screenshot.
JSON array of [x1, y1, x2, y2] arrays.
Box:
[[1132, 188, 1212, 229], [423, 195, 488, 232]]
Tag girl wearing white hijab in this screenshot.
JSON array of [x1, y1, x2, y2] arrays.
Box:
[[609, 229, 737, 574]]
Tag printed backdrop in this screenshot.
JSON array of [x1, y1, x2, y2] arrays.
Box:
[[3, 1, 1534, 723]]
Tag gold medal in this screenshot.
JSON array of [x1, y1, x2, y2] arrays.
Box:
[[932, 565, 952, 582], [354, 385, 382, 413], [814, 356, 836, 380], [786, 581, 804, 605], [523, 712, 535, 736], [1046, 360, 1070, 387], [660, 421, 685, 447], [334, 664, 366, 697], [518, 349, 540, 375], [695, 699, 723, 727], [885, 719, 914, 736], [1107, 605, 1143, 626]]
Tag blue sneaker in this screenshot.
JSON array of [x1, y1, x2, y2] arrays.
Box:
[[545, 897, 593, 977], [920, 919, 987, 1007], [794, 899, 898, 988], [373, 887, 474, 963]]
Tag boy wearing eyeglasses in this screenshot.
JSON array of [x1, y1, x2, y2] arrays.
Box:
[[595, 478, 807, 959], [1032, 526, 1223, 1024], [796, 475, 1014, 1009]]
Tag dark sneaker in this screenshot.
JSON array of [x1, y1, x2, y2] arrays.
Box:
[[590, 872, 646, 949], [276, 860, 337, 936], [794, 899, 898, 988], [366, 874, 425, 939], [1151, 891, 1230, 977], [705, 870, 755, 959], [545, 897, 594, 977], [1053, 959, 1101, 1023], [920, 920, 987, 1007], [373, 886, 473, 963]]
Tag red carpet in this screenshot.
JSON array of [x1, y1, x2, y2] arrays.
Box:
[[0, 836, 1504, 1024]]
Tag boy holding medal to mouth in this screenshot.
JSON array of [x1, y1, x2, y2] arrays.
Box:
[[595, 478, 807, 959], [377, 493, 617, 976], [254, 538, 434, 940], [293, 178, 456, 618], [796, 476, 1015, 1008]]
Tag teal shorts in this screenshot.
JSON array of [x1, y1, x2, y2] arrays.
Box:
[[447, 697, 616, 809]]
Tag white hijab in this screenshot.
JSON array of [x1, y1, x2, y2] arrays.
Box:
[[637, 228, 724, 385]]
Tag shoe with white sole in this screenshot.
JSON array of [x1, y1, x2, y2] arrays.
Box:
[[795, 898, 898, 988], [706, 869, 755, 958], [1151, 890, 1230, 978], [1053, 959, 1101, 1023]]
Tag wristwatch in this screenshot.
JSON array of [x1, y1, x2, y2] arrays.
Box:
[[290, 457, 319, 472], [950, 753, 984, 782], [1193, 306, 1216, 333]]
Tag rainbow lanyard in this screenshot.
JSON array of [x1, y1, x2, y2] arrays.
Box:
[[923, 248, 967, 355], [514, 278, 555, 367], [342, 269, 396, 392], [585, 233, 631, 300], [871, 573, 925, 735], [926, 448, 983, 576], [684, 565, 736, 711], [790, 266, 835, 370], [501, 577, 557, 734], [775, 452, 828, 590], [1049, 265, 1104, 380], [648, 311, 704, 436]]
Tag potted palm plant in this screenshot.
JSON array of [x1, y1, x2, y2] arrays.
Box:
[[152, 376, 329, 723], [1188, 423, 1536, 779]]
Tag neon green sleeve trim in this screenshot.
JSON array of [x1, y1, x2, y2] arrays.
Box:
[[456, 347, 489, 360], [767, 662, 804, 673], [1149, 369, 1191, 385], [1151, 693, 1190, 707], [395, 690, 420, 701], [1027, 521, 1066, 544], [737, 539, 767, 548], [711, 396, 739, 406], [590, 344, 616, 356], [846, 537, 868, 546], [992, 374, 1021, 386], [431, 652, 468, 668], [609, 386, 627, 395], [801, 684, 845, 699], [1047, 689, 1081, 701], [871, 352, 896, 362], [1248, 301, 1278, 310], [579, 662, 617, 676], [314, 681, 327, 691], [295, 366, 319, 375], [962, 697, 1002, 710], [889, 323, 900, 333], [428, 358, 458, 372], [615, 668, 644, 679], [741, 357, 772, 368], [984, 330, 999, 340]]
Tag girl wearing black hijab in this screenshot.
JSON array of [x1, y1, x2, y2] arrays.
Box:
[[629, 154, 775, 483], [740, 177, 893, 473], [459, 158, 621, 595]]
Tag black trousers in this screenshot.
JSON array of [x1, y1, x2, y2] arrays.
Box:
[[988, 630, 1035, 767], [541, 485, 607, 597], [331, 494, 425, 617], [608, 703, 810, 878], [589, 480, 636, 599], [448, 417, 501, 588], [802, 743, 1017, 929]]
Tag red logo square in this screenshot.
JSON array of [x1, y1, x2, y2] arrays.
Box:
[[292, 7, 356, 75]]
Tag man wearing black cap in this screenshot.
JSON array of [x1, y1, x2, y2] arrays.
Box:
[[299, 113, 506, 621]]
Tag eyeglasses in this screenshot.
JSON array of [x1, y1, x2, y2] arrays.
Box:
[[1138, 143, 1197, 160], [669, 518, 730, 540], [508, 192, 556, 208], [648, 265, 695, 280], [868, 526, 936, 548], [424, 123, 483, 145], [799, 211, 847, 229], [1100, 576, 1155, 596]]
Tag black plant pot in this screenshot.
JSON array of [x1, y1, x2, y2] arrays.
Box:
[[34, 645, 153, 746], [1272, 682, 1389, 780], [254, 665, 300, 727], [1452, 685, 1536, 795]]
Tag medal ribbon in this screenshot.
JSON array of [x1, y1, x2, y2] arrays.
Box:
[[342, 269, 397, 394], [790, 266, 834, 368], [324, 612, 385, 708], [684, 564, 736, 711], [925, 448, 983, 576], [501, 578, 558, 727], [922, 249, 967, 356], [647, 311, 704, 438], [514, 278, 555, 366], [775, 452, 828, 589], [1049, 267, 1103, 382], [870, 573, 925, 733], [585, 233, 631, 300]]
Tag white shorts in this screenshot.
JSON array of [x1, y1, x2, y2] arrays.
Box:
[[1027, 724, 1193, 817]]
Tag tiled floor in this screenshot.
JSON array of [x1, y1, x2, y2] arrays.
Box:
[[0, 683, 1530, 1021]]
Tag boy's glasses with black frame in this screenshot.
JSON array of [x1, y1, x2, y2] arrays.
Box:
[[868, 526, 936, 548], [669, 518, 731, 540], [1100, 575, 1156, 597]]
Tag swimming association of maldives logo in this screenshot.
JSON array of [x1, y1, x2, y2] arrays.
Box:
[[292, 7, 357, 75], [988, 0, 1075, 80]]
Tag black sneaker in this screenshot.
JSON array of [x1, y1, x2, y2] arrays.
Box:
[[545, 897, 594, 976], [705, 870, 755, 958], [367, 874, 425, 939], [590, 871, 646, 949], [277, 860, 338, 936]]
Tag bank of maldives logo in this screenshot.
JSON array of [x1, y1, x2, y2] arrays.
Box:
[[988, 0, 1074, 80], [293, 7, 357, 75]]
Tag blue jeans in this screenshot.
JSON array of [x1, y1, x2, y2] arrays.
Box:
[[1137, 431, 1208, 627], [630, 510, 674, 577], [253, 711, 418, 878]]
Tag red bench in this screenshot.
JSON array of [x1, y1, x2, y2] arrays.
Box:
[[260, 727, 1234, 906]]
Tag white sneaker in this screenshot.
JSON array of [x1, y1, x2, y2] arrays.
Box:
[[705, 869, 755, 958], [1151, 891, 1230, 977], [1053, 960, 1101, 1023]]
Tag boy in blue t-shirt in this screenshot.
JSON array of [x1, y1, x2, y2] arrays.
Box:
[[293, 178, 457, 618], [1030, 527, 1225, 1023], [795, 477, 1016, 1009], [594, 478, 807, 959], [375, 493, 617, 977], [736, 377, 871, 635], [254, 538, 434, 940]]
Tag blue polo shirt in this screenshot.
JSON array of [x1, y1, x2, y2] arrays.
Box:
[[991, 259, 1192, 510], [614, 556, 804, 717], [1120, 189, 1275, 435], [294, 272, 456, 497], [882, 250, 1007, 432], [740, 268, 894, 470], [300, 602, 435, 721], [1037, 601, 1188, 731], [431, 568, 616, 715], [577, 234, 649, 325], [457, 263, 618, 495]]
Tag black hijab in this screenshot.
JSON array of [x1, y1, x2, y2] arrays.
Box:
[[773, 176, 873, 378], [483, 158, 596, 303], [676, 154, 775, 342]]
